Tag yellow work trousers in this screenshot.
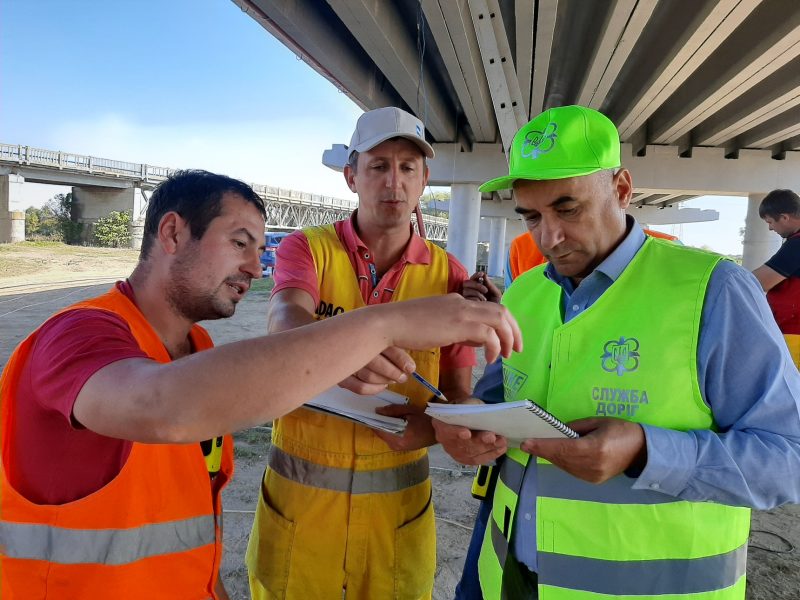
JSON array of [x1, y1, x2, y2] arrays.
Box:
[[246, 469, 436, 600]]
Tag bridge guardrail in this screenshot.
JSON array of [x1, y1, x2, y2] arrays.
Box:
[[251, 183, 358, 210], [0, 143, 173, 183], [0, 142, 448, 236]]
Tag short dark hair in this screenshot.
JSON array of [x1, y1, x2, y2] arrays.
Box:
[[140, 169, 265, 260], [759, 189, 800, 220]]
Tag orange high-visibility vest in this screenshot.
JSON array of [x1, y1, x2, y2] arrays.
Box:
[[643, 228, 680, 242], [0, 287, 234, 600], [508, 229, 679, 281], [508, 232, 546, 281]]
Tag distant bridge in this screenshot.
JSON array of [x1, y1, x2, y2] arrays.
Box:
[[0, 143, 449, 242]]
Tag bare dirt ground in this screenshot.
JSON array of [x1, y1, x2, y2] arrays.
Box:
[[1, 243, 798, 599]]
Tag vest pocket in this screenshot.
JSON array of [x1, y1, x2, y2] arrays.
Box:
[[539, 520, 554, 553], [393, 496, 436, 599], [246, 483, 297, 597]]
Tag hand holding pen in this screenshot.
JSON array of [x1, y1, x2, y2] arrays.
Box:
[[462, 272, 502, 303], [411, 372, 449, 403], [375, 371, 444, 449]]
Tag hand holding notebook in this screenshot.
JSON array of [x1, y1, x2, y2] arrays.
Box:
[[425, 400, 579, 443], [305, 387, 408, 434]]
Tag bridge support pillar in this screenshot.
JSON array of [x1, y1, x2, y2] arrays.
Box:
[[447, 183, 481, 274], [130, 220, 145, 251], [487, 217, 506, 278], [0, 174, 26, 243], [742, 193, 781, 270], [71, 186, 147, 246]]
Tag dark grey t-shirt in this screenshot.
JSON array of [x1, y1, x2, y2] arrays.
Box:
[[766, 234, 800, 278]]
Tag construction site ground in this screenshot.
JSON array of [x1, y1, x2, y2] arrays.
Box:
[[1, 242, 797, 599]]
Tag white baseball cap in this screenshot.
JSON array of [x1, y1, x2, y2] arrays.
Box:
[[347, 107, 435, 161]]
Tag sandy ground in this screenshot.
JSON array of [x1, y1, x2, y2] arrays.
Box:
[[1, 243, 798, 599]]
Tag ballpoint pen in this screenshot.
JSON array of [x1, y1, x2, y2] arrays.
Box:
[[410, 371, 449, 403]]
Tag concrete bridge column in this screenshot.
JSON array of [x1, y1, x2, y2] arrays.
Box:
[[447, 183, 481, 274], [487, 217, 507, 278], [0, 174, 26, 243], [742, 193, 782, 270], [71, 186, 145, 247]]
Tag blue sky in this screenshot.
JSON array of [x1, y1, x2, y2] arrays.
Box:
[[1, 0, 747, 255], [1, 0, 362, 198]]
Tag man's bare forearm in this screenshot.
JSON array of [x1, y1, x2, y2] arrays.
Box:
[[78, 306, 402, 442], [74, 295, 522, 444], [267, 298, 316, 333]]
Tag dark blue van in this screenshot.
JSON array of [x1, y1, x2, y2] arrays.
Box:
[[260, 231, 290, 277]]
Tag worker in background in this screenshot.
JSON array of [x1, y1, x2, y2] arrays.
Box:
[[752, 188, 800, 368], [435, 105, 800, 599], [0, 169, 521, 600], [506, 231, 546, 288], [246, 107, 477, 599]]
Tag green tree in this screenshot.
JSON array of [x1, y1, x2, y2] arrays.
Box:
[[25, 193, 83, 242], [25, 207, 42, 236], [24, 199, 72, 240], [93, 210, 132, 247], [47, 193, 83, 243]]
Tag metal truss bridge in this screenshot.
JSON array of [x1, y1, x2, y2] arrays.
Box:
[[0, 143, 449, 241]]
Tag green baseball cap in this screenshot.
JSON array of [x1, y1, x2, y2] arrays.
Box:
[[479, 105, 621, 192]]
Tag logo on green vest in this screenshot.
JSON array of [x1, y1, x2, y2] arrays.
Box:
[[502, 363, 528, 398], [601, 337, 640, 376]]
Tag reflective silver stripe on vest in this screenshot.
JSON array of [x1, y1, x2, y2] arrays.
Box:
[[498, 457, 525, 494], [0, 515, 215, 565], [538, 464, 680, 504], [538, 543, 747, 595], [489, 513, 509, 567], [268, 446, 429, 494]]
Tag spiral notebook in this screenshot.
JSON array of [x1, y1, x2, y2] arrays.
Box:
[[305, 387, 408, 434], [425, 400, 579, 442]]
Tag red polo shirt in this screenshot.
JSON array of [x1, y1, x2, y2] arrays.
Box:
[[9, 280, 148, 505], [273, 213, 476, 369]]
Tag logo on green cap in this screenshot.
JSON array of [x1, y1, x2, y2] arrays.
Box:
[[521, 122, 558, 159]]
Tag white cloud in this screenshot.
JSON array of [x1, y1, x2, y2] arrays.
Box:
[[47, 110, 363, 200]]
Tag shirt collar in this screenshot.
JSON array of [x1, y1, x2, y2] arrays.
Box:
[[544, 215, 646, 287], [340, 210, 431, 265]]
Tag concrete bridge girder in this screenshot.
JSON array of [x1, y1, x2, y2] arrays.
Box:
[[428, 141, 800, 196], [0, 166, 139, 190]]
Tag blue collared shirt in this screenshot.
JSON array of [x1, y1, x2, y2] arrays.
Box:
[[474, 219, 800, 571]]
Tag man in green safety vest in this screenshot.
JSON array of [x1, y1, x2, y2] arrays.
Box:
[[433, 105, 800, 600]]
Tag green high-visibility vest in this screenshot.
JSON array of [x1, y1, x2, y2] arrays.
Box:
[[479, 238, 751, 600]]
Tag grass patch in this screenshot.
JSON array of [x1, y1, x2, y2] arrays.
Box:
[[249, 277, 275, 295], [0, 241, 138, 258], [234, 445, 265, 460], [233, 426, 272, 460], [0, 240, 65, 251], [0, 256, 47, 277], [234, 426, 273, 446]]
